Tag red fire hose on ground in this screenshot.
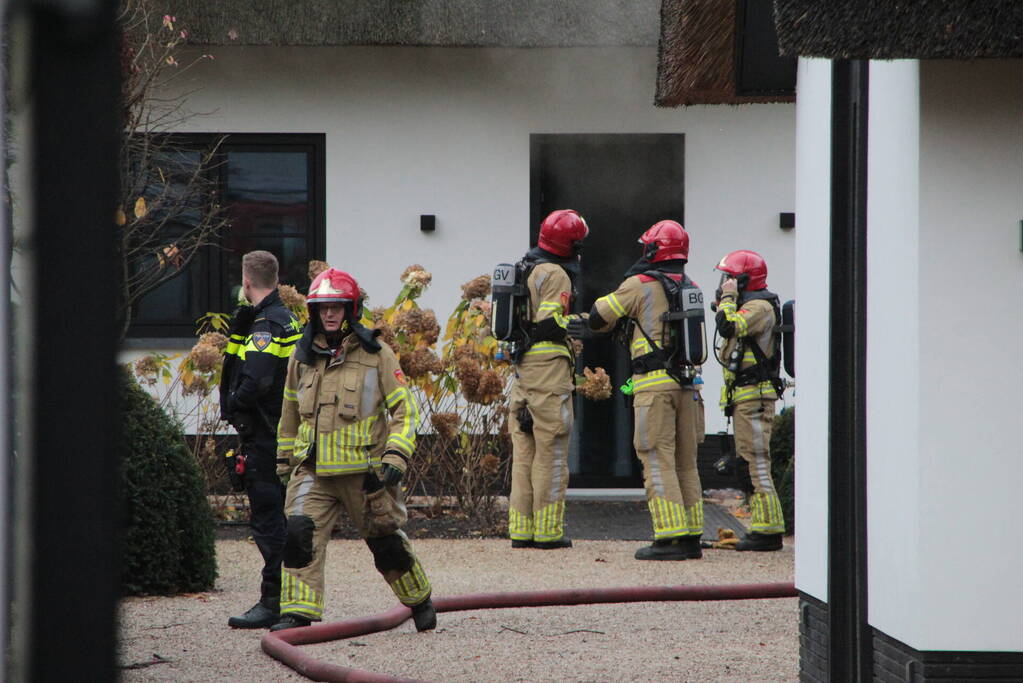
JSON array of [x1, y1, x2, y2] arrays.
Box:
[[261, 581, 797, 682]]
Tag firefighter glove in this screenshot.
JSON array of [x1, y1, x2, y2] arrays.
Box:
[[380, 463, 404, 487], [566, 314, 598, 340]]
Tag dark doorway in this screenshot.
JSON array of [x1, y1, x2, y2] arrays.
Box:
[[530, 134, 685, 487]]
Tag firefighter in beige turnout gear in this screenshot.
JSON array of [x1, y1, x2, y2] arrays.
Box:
[[714, 250, 785, 552], [507, 209, 588, 549], [579, 220, 705, 561], [271, 268, 436, 632]]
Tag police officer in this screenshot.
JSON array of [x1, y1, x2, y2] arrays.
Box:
[[713, 249, 785, 551], [222, 250, 303, 628], [506, 210, 589, 550], [270, 268, 436, 632], [573, 221, 705, 561]]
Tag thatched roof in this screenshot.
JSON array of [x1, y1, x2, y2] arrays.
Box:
[[656, 0, 794, 107], [159, 0, 659, 47], [774, 0, 1023, 59]]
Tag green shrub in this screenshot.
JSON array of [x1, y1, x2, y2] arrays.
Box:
[[770, 406, 795, 535], [119, 369, 217, 594]]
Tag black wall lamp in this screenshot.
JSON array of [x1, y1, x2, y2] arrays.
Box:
[[779, 212, 795, 230], [420, 215, 436, 232]]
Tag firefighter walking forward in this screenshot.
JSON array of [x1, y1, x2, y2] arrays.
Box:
[[222, 251, 303, 629], [270, 268, 436, 632], [507, 209, 589, 549], [580, 221, 706, 561], [714, 249, 786, 552]]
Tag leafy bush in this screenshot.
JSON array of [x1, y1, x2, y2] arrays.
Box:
[[119, 369, 217, 594], [770, 406, 795, 535]]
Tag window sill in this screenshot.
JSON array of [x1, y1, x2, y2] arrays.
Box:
[[122, 337, 198, 350]]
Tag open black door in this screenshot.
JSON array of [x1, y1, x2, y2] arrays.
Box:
[[530, 134, 685, 487]]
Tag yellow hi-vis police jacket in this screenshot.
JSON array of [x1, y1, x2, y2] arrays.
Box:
[[715, 294, 778, 407], [276, 332, 418, 477], [591, 273, 685, 393]]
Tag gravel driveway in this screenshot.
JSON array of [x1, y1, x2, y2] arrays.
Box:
[[120, 536, 796, 682]]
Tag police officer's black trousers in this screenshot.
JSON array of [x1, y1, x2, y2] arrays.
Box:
[[243, 437, 287, 607]]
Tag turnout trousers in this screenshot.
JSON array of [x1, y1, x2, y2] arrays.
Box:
[[507, 358, 574, 543], [733, 399, 785, 534], [279, 463, 432, 621], [632, 388, 704, 540]]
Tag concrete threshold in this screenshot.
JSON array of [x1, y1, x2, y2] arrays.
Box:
[[565, 488, 646, 501]]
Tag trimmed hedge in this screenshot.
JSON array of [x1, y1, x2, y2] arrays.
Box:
[[770, 406, 795, 535], [119, 369, 217, 594]]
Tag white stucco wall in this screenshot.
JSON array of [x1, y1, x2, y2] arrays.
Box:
[[913, 59, 1023, 651], [793, 57, 831, 601], [864, 59, 922, 646], [162, 45, 796, 434]]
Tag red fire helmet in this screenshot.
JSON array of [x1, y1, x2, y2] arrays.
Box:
[[715, 250, 768, 291], [538, 209, 589, 257], [639, 220, 689, 262], [307, 268, 361, 314]]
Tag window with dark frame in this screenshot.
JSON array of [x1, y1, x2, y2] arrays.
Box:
[[129, 133, 326, 338]]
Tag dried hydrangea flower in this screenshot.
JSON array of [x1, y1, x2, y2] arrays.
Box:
[[577, 366, 613, 401], [430, 412, 460, 441], [277, 284, 306, 311], [460, 274, 491, 301], [188, 343, 222, 373], [198, 332, 228, 351], [308, 260, 330, 280]]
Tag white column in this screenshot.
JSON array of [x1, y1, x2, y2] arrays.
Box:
[[793, 57, 832, 601]]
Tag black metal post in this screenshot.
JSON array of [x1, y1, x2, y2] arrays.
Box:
[[27, 0, 120, 680], [828, 58, 871, 681]]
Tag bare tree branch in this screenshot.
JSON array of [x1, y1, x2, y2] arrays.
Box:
[[116, 0, 227, 337]]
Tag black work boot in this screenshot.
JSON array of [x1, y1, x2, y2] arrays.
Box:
[[735, 532, 784, 552], [228, 601, 279, 629], [678, 535, 703, 559], [269, 614, 312, 632], [634, 538, 700, 561], [534, 537, 573, 550], [511, 539, 535, 549], [411, 598, 437, 632]]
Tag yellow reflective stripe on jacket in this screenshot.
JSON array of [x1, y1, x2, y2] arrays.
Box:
[[633, 370, 677, 392], [385, 386, 418, 456], [719, 376, 777, 407], [598, 292, 626, 318], [283, 387, 298, 402], [717, 299, 749, 336], [537, 300, 568, 328], [293, 422, 313, 459], [242, 335, 299, 359], [314, 416, 378, 466], [632, 337, 653, 355], [225, 333, 246, 358], [524, 341, 571, 359]]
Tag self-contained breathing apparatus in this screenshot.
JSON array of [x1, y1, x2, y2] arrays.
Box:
[[714, 289, 795, 415], [490, 254, 573, 364], [627, 271, 708, 387]]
